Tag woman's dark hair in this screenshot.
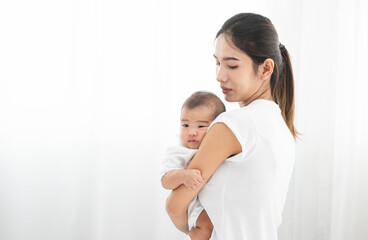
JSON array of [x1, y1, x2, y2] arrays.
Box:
[[216, 13, 298, 138]]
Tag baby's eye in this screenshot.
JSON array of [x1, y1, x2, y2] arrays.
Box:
[[182, 124, 189, 128], [198, 125, 208, 128]]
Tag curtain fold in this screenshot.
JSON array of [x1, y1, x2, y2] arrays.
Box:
[[280, 1, 368, 240]]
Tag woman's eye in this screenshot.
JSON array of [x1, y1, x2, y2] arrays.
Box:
[[229, 65, 238, 69], [216, 62, 220, 66]]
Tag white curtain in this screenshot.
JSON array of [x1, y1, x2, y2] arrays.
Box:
[[278, 0, 368, 240], [0, 0, 367, 240]]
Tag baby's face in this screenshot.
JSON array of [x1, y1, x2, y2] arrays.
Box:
[[180, 106, 214, 149]]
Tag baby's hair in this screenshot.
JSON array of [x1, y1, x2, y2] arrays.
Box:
[[182, 91, 226, 120]]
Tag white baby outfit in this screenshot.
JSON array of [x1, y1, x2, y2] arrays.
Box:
[[161, 143, 204, 231]]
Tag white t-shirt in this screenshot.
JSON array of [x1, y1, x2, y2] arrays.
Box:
[[161, 144, 204, 230], [199, 99, 295, 240]]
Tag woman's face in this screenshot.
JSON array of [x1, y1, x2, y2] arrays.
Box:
[[214, 34, 264, 107]]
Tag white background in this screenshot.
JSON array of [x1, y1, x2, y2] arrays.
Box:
[[0, 0, 367, 239]]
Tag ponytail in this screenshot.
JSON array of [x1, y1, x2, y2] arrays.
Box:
[[216, 13, 299, 138], [272, 44, 298, 139]]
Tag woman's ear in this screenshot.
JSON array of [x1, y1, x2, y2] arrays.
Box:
[[259, 58, 274, 81]]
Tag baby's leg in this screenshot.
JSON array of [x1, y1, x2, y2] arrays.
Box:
[[188, 210, 213, 240]]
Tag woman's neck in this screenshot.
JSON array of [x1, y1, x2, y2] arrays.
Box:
[[239, 88, 273, 108]]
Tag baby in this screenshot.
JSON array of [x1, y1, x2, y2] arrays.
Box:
[[161, 91, 226, 239]]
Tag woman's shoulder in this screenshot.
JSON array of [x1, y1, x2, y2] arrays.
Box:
[[210, 107, 257, 142], [212, 106, 254, 126], [208, 107, 258, 164]]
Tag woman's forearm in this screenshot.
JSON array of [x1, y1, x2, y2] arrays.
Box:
[[166, 123, 241, 233], [166, 175, 208, 233], [161, 169, 185, 190], [166, 191, 190, 233], [166, 184, 200, 233]]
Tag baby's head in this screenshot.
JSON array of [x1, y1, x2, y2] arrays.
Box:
[[180, 91, 226, 149]]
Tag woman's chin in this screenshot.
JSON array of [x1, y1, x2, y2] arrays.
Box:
[[224, 95, 237, 102]]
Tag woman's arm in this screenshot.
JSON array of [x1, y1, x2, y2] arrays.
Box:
[[165, 123, 242, 233], [161, 169, 187, 190]]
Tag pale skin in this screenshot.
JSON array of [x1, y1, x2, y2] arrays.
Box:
[[161, 168, 210, 239], [161, 169, 203, 191], [161, 106, 219, 239], [161, 168, 212, 239], [161, 106, 212, 191], [165, 34, 275, 237], [165, 122, 242, 234]]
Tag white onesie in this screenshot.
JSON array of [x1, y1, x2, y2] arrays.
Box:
[[161, 144, 204, 230]]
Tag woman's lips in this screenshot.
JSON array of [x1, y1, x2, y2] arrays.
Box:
[[221, 87, 232, 94]]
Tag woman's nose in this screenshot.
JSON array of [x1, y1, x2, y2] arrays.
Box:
[[216, 66, 228, 83]]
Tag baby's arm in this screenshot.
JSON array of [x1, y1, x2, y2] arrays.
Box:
[[161, 169, 203, 190]]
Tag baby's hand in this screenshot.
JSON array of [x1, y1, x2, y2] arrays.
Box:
[[183, 169, 203, 190]]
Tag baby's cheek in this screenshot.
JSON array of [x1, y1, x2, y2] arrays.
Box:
[[199, 133, 207, 142]]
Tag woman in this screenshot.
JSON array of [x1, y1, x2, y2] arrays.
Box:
[[166, 13, 297, 240]]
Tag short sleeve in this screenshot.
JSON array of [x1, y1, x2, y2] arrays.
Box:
[[160, 145, 197, 178], [208, 109, 257, 163]]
